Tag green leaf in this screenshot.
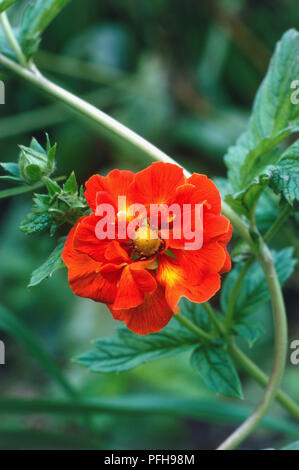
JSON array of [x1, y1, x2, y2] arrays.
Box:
[[226, 140, 299, 217], [19, 0, 72, 58], [0, 0, 19, 13], [76, 325, 198, 373], [213, 177, 232, 200], [28, 238, 66, 287], [20, 212, 52, 234], [268, 140, 299, 205], [76, 299, 217, 374], [0, 304, 76, 398], [225, 29, 299, 192], [233, 321, 264, 348], [221, 248, 297, 319], [191, 346, 243, 398]]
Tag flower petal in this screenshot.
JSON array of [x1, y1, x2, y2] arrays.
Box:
[[112, 264, 157, 310], [109, 285, 173, 335], [157, 242, 226, 309], [203, 213, 231, 242], [129, 162, 186, 207], [62, 223, 119, 303], [72, 214, 110, 262], [85, 169, 135, 212], [187, 174, 221, 215]]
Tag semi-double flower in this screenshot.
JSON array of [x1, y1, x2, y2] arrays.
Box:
[[62, 162, 232, 334]]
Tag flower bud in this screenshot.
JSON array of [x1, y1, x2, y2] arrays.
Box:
[[18, 136, 56, 184]]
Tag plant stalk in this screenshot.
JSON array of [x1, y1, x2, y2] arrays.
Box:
[[217, 237, 288, 449]]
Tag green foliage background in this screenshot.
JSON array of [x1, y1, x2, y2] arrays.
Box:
[[0, 0, 299, 450]]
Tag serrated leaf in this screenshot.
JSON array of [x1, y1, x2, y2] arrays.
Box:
[[28, 238, 66, 287], [221, 248, 297, 319], [20, 212, 52, 234], [0, 0, 19, 13], [19, 0, 72, 58], [225, 29, 299, 192], [268, 140, 299, 205], [226, 140, 299, 217], [225, 173, 270, 218], [191, 346, 243, 398], [76, 323, 199, 373], [234, 321, 264, 348]]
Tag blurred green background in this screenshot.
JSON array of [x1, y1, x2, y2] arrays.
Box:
[[0, 0, 299, 450]]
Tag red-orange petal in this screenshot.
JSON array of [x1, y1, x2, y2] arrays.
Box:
[[62, 223, 119, 303], [112, 264, 157, 310], [187, 174, 221, 215], [128, 162, 186, 208], [84, 169, 135, 212], [203, 213, 231, 242], [109, 285, 173, 335], [72, 214, 110, 262], [157, 242, 226, 309]]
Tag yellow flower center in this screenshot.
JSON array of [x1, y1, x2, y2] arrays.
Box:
[[133, 225, 162, 257]]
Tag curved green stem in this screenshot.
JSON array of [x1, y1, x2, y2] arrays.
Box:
[[230, 342, 299, 420], [0, 12, 27, 67], [225, 257, 253, 330], [177, 308, 299, 421], [174, 314, 213, 343], [225, 204, 293, 330], [264, 204, 293, 243], [0, 53, 181, 170], [217, 237, 288, 450], [201, 302, 225, 335]]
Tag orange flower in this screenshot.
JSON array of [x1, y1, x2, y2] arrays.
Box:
[[62, 162, 232, 335]]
